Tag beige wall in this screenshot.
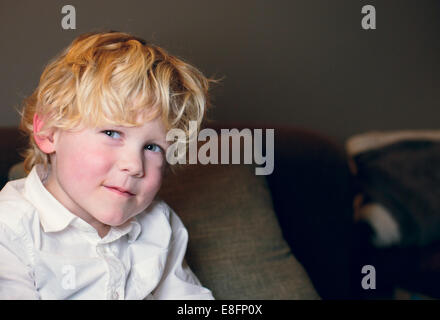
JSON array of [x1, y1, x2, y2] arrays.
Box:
[[1, 0, 439, 142]]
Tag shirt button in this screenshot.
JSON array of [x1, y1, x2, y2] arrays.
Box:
[[112, 292, 119, 300]]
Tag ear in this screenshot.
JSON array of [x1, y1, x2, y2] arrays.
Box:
[[33, 114, 56, 154]]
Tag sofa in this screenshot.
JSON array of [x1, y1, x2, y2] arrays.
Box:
[[1, 123, 438, 299]]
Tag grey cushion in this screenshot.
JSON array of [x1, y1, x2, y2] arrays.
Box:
[[158, 163, 320, 299]]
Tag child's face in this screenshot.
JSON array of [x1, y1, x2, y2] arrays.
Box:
[[44, 117, 169, 231]]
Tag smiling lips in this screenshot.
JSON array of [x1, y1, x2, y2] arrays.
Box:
[[104, 185, 135, 197]]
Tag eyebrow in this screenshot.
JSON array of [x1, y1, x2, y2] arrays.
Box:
[[151, 137, 171, 150]]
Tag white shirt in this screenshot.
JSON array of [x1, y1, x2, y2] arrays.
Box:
[[0, 165, 213, 300]]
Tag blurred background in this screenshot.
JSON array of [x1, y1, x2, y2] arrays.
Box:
[[1, 0, 439, 142]]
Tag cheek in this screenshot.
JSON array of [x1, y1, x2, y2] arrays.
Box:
[[57, 143, 113, 185], [140, 161, 164, 198]]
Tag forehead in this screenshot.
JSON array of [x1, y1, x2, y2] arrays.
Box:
[[108, 117, 169, 146], [90, 108, 166, 129], [65, 114, 167, 138], [81, 96, 166, 129], [115, 116, 167, 136]]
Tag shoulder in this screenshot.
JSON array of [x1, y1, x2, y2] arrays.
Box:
[[0, 179, 39, 264], [139, 200, 184, 227], [135, 200, 187, 244], [0, 179, 39, 233]]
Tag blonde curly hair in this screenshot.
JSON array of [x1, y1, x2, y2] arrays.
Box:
[[20, 31, 215, 173]]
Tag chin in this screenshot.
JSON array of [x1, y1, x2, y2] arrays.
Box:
[[98, 211, 131, 227]]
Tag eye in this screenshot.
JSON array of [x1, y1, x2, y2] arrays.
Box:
[[102, 130, 121, 139], [145, 144, 162, 153]]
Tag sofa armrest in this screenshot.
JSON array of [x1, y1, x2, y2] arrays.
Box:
[[264, 126, 356, 299], [0, 128, 27, 188]]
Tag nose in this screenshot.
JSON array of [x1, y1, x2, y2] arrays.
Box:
[[117, 149, 145, 178]]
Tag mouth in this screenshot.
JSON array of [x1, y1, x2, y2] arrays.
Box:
[[104, 185, 136, 197]]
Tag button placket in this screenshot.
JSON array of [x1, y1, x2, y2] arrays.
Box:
[[107, 253, 125, 300], [97, 242, 125, 300]]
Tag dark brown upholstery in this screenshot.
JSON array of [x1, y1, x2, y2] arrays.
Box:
[[0, 128, 28, 188]]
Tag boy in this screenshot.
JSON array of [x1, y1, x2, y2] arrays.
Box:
[[0, 31, 214, 299]]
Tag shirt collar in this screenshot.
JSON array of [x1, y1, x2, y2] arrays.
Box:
[[24, 165, 77, 233], [24, 165, 142, 243], [127, 218, 141, 243], [99, 217, 142, 244]]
